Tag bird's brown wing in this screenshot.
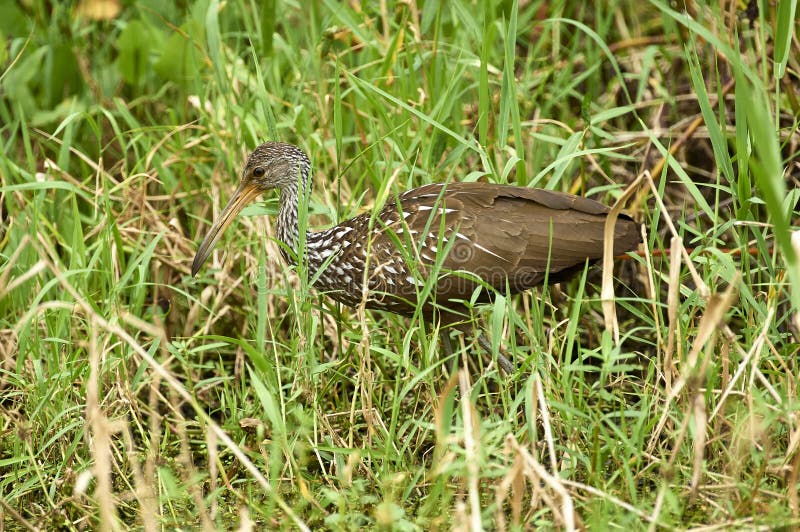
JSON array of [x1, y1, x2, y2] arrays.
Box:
[[383, 182, 640, 302]]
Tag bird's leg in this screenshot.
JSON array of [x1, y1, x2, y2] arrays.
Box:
[[440, 329, 468, 377], [445, 317, 516, 375], [475, 330, 516, 375]]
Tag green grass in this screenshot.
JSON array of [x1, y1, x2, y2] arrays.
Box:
[[1, 0, 799, 529]]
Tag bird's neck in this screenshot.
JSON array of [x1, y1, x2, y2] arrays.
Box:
[[275, 168, 313, 266]]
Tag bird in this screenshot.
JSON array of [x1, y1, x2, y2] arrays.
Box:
[[192, 142, 641, 372]]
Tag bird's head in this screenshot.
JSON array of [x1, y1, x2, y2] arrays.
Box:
[[191, 142, 310, 276], [243, 141, 310, 190]]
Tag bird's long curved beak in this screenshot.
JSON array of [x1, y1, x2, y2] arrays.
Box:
[[191, 182, 262, 276]]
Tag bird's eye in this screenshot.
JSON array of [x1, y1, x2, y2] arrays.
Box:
[[253, 167, 266, 178]]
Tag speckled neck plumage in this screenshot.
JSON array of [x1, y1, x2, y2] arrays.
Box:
[[274, 154, 312, 267]]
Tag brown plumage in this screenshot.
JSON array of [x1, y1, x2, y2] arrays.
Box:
[[192, 142, 640, 368]]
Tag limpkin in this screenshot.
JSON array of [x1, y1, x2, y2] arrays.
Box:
[[192, 142, 640, 372]]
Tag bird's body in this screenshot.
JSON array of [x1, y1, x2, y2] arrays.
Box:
[[300, 182, 639, 320], [193, 142, 640, 328]]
